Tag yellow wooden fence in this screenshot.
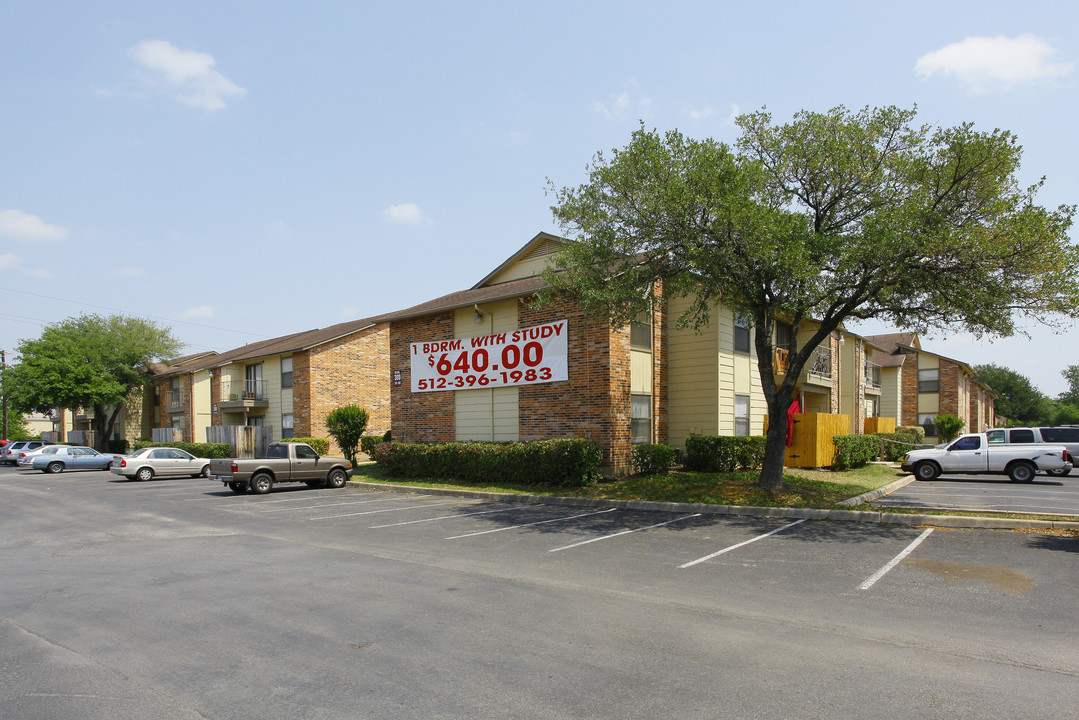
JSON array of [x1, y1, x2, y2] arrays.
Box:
[[765, 412, 851, 468], [864, 417, 896, 434]]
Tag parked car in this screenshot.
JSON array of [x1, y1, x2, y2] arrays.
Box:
[[210, 442, 352, 494], [901, 432, 1071, 483], [111, 447, 211, 481], [986, 426, 1079, 477], [15, 444, 59, 468], [1, 440, 51, 465], [31, 445, 120, 473]]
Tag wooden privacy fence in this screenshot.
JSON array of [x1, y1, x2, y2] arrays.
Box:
[[864, 416, 896, 434], [765, 413, 850, 468], [152, 428, 183, 444], [205, 425, 274, 458]]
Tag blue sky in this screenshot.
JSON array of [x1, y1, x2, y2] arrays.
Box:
[[2, 1, 1076, 396]]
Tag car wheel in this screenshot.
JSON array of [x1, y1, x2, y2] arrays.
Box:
[[194, 465, 210, 478], [46, 462, 64, 474], [914, 461, 939, 481], [1008, 462, 1036, 483], [326, 468, 348, 489], [249, 472, 273, 494], [136, 467, 154, 482], [228, 482, 248, 494]]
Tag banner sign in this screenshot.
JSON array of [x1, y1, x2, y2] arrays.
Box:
[[410, 320, 568, 392]]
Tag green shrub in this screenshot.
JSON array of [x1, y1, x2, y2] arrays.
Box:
[[282, 437, 330, 455], [684, 435, 767, 472], [359, 435, 383, 457], [131, 441, 233, 458], [632, 444, 677, 475], [874, 430, 922, 461], [832, 435, 880, 470], [325, 406, 370, 466], [373, 439, 602, 488], [106, 439, 129, 454], [934, 414, 966, 443], [897, 425, 925, 443]]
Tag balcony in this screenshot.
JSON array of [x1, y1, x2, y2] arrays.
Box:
[[219, 380, 268, 410], [166, 390, 186, 414], [805, 347, 833, 386], [864, 361, 882, 393], [774, 348, 791, 374]]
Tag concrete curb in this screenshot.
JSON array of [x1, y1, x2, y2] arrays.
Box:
[[345, 480, 1079, 531]]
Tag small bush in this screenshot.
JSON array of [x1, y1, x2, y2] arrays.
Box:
[[934, 414, 966, 443], [282, 437, 330, 455], [684, 435, 767, 472], [897, 425, 925, 443], [874, 431, 922, 461], [359, 435, 383, 457], [632, 444, 677, 475], [326, 406, 369, 466], [832, 435, 880, 470], [373, 439, 602, 488], [131, 441, 233, 458]]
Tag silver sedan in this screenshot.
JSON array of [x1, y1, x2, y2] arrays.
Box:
[[111, 447, 212, 481]]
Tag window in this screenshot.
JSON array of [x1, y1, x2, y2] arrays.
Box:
[[918, 368, 939, 393], [775, 321, 793, 352], [734, 315, 750, 354], [295, 445, 318, 459], [951, 436, 981, 451], [1042, 427, 1079, 443], [735, 395, 750, 437], [1009, 429, 1035, 443], [281, 357, 293, 388], [986, 429, 1005, 444], [631, 394, 652, 445], [918, 413, 937, 437], [630, 320, 652, 351], [282, 413, 294, 439]]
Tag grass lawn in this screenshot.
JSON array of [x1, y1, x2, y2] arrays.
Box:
[[350, 462, 904, 510]]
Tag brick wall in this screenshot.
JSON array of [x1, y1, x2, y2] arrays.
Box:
[[389, 313, 457, 443], [900, 352, 919, 427], [293, 325, 391, 456]]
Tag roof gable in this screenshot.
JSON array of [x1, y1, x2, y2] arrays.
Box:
[[472, 231, 567, 289]]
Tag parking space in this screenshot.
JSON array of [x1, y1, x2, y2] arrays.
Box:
[[873, 472, 1079, 514]]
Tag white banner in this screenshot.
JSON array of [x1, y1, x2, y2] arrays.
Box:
[[410, 320, 568, 392]]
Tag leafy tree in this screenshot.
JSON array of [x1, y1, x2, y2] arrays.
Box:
[[544, 105, 1079, 489], [1059, 365, 1079, 407], [934, 414, 966, 443], [6, 314, 181, 450], [972, 363, 1053, 426], [325, 405, 369, 466], [1051, 402, 1079, 426], [2, 412, 32, 441]]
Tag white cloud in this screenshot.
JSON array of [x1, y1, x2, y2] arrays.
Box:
[[0, 253, 50, 278], [130, 40, 247, 110], [382, 203, 432, 225], [0, 253, 22, 270], [915, 34, 1074, 91], [0, 209, 68, 241], [593, 79, 652, 120], [181, 305, 216, 319]]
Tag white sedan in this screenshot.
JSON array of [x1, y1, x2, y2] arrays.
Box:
[[111, 447, 212, 481]]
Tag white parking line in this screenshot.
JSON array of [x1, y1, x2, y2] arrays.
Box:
[[858, 528, 934, 591], [255, 495, 442, 513], [678, 519, 807, 568], [370, 504, 546, 529], [308, 500, 460, 521], [548, 513, 701, 553], [445, 507, 618, 540]]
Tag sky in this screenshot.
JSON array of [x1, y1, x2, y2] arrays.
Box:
[[1, 1, 1076, 396]]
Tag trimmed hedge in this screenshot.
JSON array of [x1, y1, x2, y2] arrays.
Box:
[[831, 434, 880, 470], [684, 435, 767, 472], [632, 444, 677, 475], [282, 437, 330, 455], [359, 435, 383, 457], [897, 425, 925, 443], [372, 439, 602, 488], [131, 441, 233, 458], [874, 430, 923, 462]]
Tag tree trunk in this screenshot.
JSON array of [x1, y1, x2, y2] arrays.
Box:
[[759, 387, 793, 490]]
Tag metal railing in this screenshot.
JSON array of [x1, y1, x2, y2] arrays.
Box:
[[808, 347, 832, 380], [865, 361, 882, 391], [221, 379, 265, 401]]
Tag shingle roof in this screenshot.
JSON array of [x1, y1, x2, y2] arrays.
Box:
[[374, 274, 549, 323]]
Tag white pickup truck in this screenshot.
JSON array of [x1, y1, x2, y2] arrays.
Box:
[[900, 432, 1072, 483]]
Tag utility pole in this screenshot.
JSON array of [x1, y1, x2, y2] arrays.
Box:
[[1, 349, 7, 440]]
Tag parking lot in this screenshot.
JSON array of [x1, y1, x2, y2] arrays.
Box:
[[872, 471, 1079, 515], [2, 464, 1077, 719]]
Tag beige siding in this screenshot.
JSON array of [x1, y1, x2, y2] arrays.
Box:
[[667, 295, 720, 449], [880, 367, 900, 422], [454, 299, 520, 442], [630, 350, 653, 394], [192, 370, 212, 443]]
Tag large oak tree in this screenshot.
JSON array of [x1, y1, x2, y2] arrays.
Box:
[[543, 105, 1078, 489], [7, 314, 182, 450]]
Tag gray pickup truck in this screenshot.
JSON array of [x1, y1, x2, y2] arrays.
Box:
[[210, 442, 353, 494]]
